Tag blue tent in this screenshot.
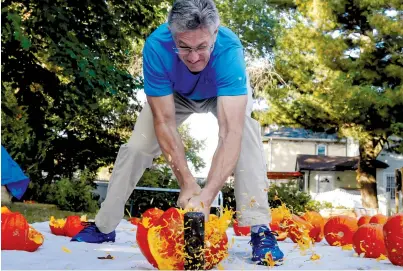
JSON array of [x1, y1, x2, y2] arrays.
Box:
[[1, 146, 30, 200]]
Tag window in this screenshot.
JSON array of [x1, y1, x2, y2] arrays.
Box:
[[316, 144, 327, 156], [385, 173, 395, 200]]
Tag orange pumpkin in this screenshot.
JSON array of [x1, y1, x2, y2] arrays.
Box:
[[1, 211, 44, 252], [369, 214, 388, 225], [1, 206, 11, 214], [49, 215, 86, 237], [232, 219, 251, 236], [276, 232, 288, 241], [1, 212, 29, 250], [284, 214, 314, 243], [301, 211, 325, 242], [158, 208, 185, 258], [64, 216, 85, 237], [270, 207, 283, 231], [270, 207, 288, 241], [49, 216, 66, 236], [129, 217, 141, 226], [204, 231, 228, 269], [204, 213, 228, 269], [136, 208, 164, 269], [383, 213, 403, 266], [357, 215, 371, 227], [25, 227, 45, 252], [324, 215, 358, 246], [139, 207, 233, 270], [353, 224, 387, 258], [142, 207, 165, 222]]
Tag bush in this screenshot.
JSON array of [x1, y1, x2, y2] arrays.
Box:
[[221, 179, 235, 211], [24, 169, 99, 212], [127, 167, 180, 217], [51, 169, 99, 212], [127, 176, 313, 217], [267, 181, 312, 214], [52, 177, 99, 213], [127, 190, 179, 217], [305, 200, 333, 212], [221, 180, 313, 216]]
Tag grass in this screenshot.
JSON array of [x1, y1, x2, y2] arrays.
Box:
[[2, 202, 97, 223]]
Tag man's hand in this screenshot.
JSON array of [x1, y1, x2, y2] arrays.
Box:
[[177, 181, 202, 209], [184, 189, 214, 222]]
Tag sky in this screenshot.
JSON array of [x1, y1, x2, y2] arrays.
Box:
[[136, 89, 218, 178]]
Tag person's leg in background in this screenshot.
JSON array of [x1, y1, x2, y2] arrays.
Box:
[[72, 94, 195, 243]]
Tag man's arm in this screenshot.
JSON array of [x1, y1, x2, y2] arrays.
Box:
[[203, 95, 247, 200], [147, 95, 201, 205], [186, 95, 247, 213]]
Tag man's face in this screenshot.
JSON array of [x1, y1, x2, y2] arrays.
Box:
[[174, 27, 216, 73]]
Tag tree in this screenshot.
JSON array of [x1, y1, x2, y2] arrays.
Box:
[[260, 0, 403, 208], [217, 0, 279, 57], [131, 123, 206, 215], [138, 123, 206, 188], [1, 0, 168, 184]]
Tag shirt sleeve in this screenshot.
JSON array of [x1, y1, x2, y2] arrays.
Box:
[[142, 39, 173, 97], [215, 47, 248, 96]]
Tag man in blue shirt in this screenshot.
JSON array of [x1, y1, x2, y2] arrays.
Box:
[[73, 0, 284, 266]]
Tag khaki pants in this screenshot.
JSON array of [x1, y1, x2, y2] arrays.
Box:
[[95, 84, 271, 233]]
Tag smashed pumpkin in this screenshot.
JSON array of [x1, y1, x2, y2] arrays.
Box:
[[270, 206, 288, 241], [369, 214, 388, 225], [232, 219, 250, 236], [383, 213, 403, 266], [357, 215, 371, 227], [353, 224, 387, 258], [136, 207, 165, 269], [301, 211, 325, 242], [137, 207, 233, 270], [1, 211, 44, 252], [49, 215, 87, 237], [284, 214, 314, 244], [324, 215, 358, 246], [1, 206, 11, 214], [129, 217, 141, 226]]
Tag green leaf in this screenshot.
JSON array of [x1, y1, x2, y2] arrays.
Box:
[[21, 36, 31, 49]]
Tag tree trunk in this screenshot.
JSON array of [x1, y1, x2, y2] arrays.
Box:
[[357, 139, 381, 209], [357, 169, 378, 209]]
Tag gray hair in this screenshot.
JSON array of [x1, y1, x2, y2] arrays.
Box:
[[168, 0, 220, 37]]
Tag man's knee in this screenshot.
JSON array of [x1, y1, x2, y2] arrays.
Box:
[[125, 135, 160, 157]]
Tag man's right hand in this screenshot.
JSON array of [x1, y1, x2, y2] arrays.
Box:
[[177, 181, 202, 209]]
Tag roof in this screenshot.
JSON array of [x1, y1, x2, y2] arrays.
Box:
[[267, 171, 303, 180], [263, 127, 342, 141], [296, 154, 389, 171]]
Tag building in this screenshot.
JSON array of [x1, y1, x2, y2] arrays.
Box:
[[262, 127, 402, 215]]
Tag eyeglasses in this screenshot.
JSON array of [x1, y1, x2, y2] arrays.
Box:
[[172, 44, 214, 55]]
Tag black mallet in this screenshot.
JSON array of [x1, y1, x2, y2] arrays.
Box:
[[184, 212, 205, 270]]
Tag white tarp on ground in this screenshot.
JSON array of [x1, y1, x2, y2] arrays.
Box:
[[1, 219, 400, 270]]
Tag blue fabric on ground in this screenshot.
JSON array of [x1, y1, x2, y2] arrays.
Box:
[[1, 145, 30, 200]]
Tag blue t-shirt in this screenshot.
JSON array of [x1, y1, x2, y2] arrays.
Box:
[[143, 23, 247, 100]]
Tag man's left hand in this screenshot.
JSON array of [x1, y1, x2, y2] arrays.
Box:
[[184, 190, 213, 221]]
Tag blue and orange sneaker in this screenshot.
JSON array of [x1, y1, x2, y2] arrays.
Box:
[[250, 225, 284, 266], [71, 222, 116, 243]]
